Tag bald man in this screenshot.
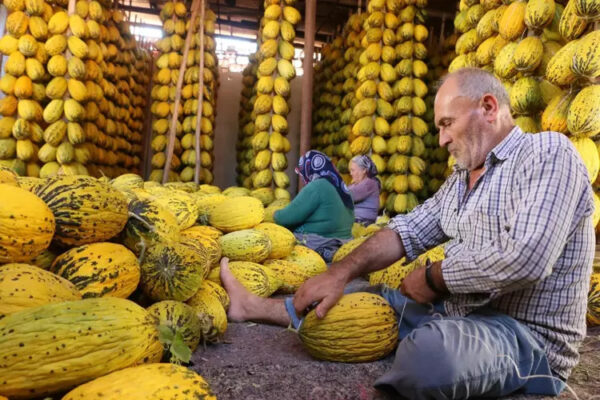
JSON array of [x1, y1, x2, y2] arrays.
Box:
[[221, 68, 595, 399]]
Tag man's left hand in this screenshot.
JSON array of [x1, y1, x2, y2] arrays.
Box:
[[400, 266, 441, 304]]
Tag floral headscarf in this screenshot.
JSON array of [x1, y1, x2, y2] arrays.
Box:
[[295, 150, 354, 209]]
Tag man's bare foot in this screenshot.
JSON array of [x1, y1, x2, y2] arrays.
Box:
[[220, 257, 259, 322], [219, 257, 292, 327]]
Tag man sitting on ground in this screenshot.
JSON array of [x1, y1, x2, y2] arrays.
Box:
[[220, 68, 595, 399]]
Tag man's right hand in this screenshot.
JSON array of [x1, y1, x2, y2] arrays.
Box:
[[293, 266, 349, 319]]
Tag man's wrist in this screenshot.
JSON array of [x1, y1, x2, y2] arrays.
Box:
[[425, 261, 449, 295], [329, 261, 353, 284]]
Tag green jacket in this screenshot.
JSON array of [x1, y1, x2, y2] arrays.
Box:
[[274, 179, 354, 239]]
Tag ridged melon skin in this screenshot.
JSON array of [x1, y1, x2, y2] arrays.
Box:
[[147, 300, 202, 351], [50, 242, 140, 299], [208, 196, 265, 232], [263, 259, 310, 294], [218, 229, 272, 263], [0, 183, 55, 263], [559, 0, 588, 41], [186, 287, 228, 343], [255, 222, 296, 259], [62, 363, 217, 400], [0, 263, 81, 318], [140, 241, 207, 302], [122, 198, 181, 255], [0, 298, 163, 399], [546, 39, 580, 87], [572, 31, 600, 82], [567, 85, 600, 137], [541, 91, 575, 134], [588, 273, 600, 326], [299, 292, 399, 362], [34, 176, 128, 247], [180, 227, 222, 267], [283, 245, 328, 276]]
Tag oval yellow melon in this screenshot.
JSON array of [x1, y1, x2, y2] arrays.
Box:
[[0, 183, 55, 263], [0, 263, 81, 318], [298, 292, 399, 362]]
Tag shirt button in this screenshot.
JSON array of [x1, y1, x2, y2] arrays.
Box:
[[459, 238, 463, 243], [504, 225, 510, 232]]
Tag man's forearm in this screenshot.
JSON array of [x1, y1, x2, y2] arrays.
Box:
[[329, 228, 405, 283]]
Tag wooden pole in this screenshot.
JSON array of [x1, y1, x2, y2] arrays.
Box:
[[298, 0, 316, 188], [193, 0, 206, 185], [162, 0, 201, 183]]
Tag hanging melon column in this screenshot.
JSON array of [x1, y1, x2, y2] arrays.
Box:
[[116, 30, 145, 175], [197, 8, 219, 184], [250, 0, 300, 201], [148, 1, 187, 182], [323, 37, 347, 175], [447, 0, 485, 72], [471, 1, 507, 73], [423, 35, 450, 193], [0, 0, 52, 177], [383, 1, 429, 215], [126, 42, 151, 175], [350, 1, 400, 214], [178, 7, 218, 184], [237, 54, 259, 187], [310, 48, 326, 153], [337, 13, 367, 186], [78, 1, 114, 178], [92, 7, 126, 178], [317, 37, 345, 164], [38, 0, 90, 178], [311, 42, 332, 154], [179, 6, 203, 183]]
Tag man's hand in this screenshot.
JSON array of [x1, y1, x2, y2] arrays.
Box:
[[293, 267, 348, 319], [400, 263, 445, 304]]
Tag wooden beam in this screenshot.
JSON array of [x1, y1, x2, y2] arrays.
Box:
[[298, 0, 316, 186]]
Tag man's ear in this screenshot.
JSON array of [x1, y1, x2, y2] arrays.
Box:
[[480, 93, 499, 122]]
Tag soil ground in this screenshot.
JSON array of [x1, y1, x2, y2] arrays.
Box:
[[191, 324, 600, 400]]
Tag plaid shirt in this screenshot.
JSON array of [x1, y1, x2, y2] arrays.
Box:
[[389, 127, 595, 379]]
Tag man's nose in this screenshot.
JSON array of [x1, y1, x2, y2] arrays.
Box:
[[439, 130, 451, 148]]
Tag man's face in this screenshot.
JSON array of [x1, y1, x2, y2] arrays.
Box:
[[434, 78, 488, 170]]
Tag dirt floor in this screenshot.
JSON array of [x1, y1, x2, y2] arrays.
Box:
[[191, 324, 600, 400]]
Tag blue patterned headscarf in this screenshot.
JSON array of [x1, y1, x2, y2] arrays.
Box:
[[295, 150, 354, 209]]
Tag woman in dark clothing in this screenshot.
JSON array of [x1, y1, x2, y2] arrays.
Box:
[[274, 150, 354, 263], [348, 155, 380, 225]]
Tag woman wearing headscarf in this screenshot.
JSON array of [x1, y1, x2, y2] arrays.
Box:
[[274, 150, 354, 263], [348, 155, 381, 225]]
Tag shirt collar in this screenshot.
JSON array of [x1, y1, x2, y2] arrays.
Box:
[[488, 125, 523, 162], [452, 125, 523, 172]]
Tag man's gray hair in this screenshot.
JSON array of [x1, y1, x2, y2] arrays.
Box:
[[437, 68, 510, 107]]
